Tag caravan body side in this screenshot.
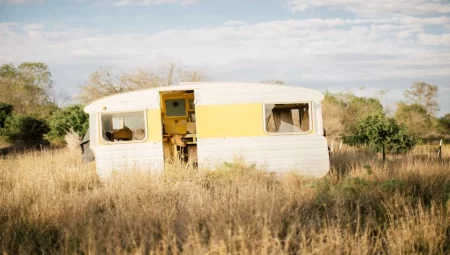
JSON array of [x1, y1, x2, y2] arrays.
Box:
[[84, 82, 330, 180], [193, 83, 329, 177], [85, 90, 165, 180]]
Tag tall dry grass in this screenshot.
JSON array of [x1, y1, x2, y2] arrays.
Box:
[[0, 146, 449, 254]]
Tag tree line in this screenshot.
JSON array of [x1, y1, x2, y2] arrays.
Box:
[[0, 61, 449, 156], [321, 82, 450, 158], [0, 61, 204, 148]]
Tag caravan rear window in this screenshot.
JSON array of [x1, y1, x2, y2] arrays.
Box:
[[264, 103, 311, 134], [100, 111, 147, 143]]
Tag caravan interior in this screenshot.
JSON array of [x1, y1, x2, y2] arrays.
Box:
[[159, 90, 197, 164]]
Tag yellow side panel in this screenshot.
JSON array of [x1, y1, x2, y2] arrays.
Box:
[[196, 103, 266, 138], [147, 109, 162, 142]]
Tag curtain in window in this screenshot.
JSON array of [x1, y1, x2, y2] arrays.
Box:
[[272, 108, 294, 132], [300, 106, 310, 131]]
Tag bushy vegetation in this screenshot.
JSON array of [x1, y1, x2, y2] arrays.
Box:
[[0, 63, 87, 147], [345, 114, 417, 160], [322, 90, 384, 139], [0, 147, 448, 254], [321, 82, 449, 142], [0, 103, 13, 129], [438, 114, 450, 135], [0, 61, 205, 148], [0, 115, 50, 146], [0, 62, 57, 119], [47, 105, 89, 141]]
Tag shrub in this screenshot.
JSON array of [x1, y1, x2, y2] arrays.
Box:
[[0, 103, 13, 129], [322, 91, 384, 139], [47, 105, 88, 140], [0, 114, 50, 145], [437, 114, 450, 135], [394, 102, 435, 137], [345, 114, 417, 160]]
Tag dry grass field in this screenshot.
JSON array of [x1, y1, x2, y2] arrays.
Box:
[[0, 145, 449, 254]]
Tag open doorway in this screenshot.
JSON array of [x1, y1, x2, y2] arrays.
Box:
[[159, 90, 197, 166]]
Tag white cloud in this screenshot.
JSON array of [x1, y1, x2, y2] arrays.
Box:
[[1, 15, 449, 114], [1, 18, 448, 74], [398, 16, 450, 26], [22, 23, 45, 31], [0, 23, 19, 37], [0, 22, 18, 30], [287, 0, 450, 16], [111, 0, 200, 6], [223, 20, 248, 26], [418, 33, 450, 46]]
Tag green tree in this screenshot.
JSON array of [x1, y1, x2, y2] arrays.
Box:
[[394, 102, 434, 137], [47, 105, 89, 140], [344, 95, 384, 134], [0, 62, 57, 119], [0, 103, 13, 129], [437, 114, 450, 135], [321, 90, 384, 139], [404, 82, 439, 116], [0, 115, 50, 145], [345, 114, 417, 161]]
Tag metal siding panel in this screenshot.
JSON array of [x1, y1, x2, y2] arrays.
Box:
[[197, 136, 329, 177], [195, 86, 322, 106], [92, 143, 164, 180], [199, 90, 319, 99], [85, 91, 160, 113], [314, 101, 324, 136], [89, 113, 97, 147]]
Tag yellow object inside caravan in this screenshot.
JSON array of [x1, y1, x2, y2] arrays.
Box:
[[160, 90, 196, 137], [159, 90, 197, 163]]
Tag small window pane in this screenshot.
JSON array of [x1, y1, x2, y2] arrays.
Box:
[[265, 103, 310, 133], [101, 111, 146, 142], [189, 112, 196, 122], [165, 99, 186, 117]]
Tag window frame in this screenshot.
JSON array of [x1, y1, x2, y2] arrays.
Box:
[[262, 102, 313, 135], [164, 98, 188, 118], [98, 110, 148, 144]]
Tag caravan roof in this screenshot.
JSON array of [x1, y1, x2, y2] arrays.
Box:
[[84, 82, 324, 113]]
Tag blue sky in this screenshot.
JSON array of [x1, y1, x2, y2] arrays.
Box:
[[1, 0, 449, 116]]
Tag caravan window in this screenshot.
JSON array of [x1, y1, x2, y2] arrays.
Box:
[[165, 99, 186, 117], [264, 103, 311, 134], [100, 111, 147, 143]]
